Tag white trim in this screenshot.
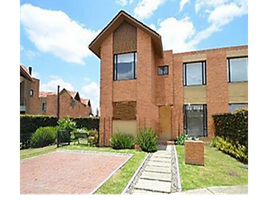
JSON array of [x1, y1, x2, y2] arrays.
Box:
[[174, 145, 182, 192]]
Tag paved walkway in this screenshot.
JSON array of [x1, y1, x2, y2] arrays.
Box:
[[129, 145, 179, 194], [177, 185, 248, 195], [20, 150, 131, 194]]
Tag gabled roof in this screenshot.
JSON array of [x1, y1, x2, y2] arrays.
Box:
[[81, 98, 91, 107], [60, 88, 81, 101], [88, 10, 163, 58], [20, 64, 33, 82], [39, 91, 56, 98]]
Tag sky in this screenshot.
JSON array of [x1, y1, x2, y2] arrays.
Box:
[[20, 0, 248, 114]]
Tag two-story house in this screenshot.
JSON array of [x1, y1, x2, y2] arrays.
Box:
[[20, 64, 40, 114], [88, 11, 248, 146]]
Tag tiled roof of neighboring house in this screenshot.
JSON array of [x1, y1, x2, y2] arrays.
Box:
[[88, 10, 163, 58], [20, 64, 33, 82], [40, 88, 91, 107], [39, 91, 56, 98], [80, 98, 91, 107]]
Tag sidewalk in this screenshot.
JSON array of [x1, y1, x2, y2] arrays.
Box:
[[176, 185, 248, 195]]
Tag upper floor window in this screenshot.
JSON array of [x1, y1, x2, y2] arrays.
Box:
[[114, 52, 137, 81], [30, 89, 34, 97], [158, 65, 169, 76], [227, 57, 248, 82], [42, 103, 47, 111], [183, 61, 206, 86]]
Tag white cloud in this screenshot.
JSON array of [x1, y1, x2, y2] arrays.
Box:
[[116, 0, 128, 6], [156, 17, 195, 52], [20, 4, 100, 65], [32, 71, 40, 79], [191, 0, 248, 46], [20, 45, 24, 51], [179, 0, 190, 12], [81, 82, 100, 115], [134, 0, 168, 20], [40, 76, 74, 92], [26, 50, 39, 59]]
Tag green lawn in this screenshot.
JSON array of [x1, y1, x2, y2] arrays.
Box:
[[176, 145, 248, 191], [20, 143, 146, 194]]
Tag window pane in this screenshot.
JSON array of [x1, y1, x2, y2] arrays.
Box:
[[186, 63, 202, 85], [158, 66, 168, 75], [230, 57, 248, 82], [117, 53, 135, 80], [186, 105, 204, 137], [229, 103, 247, 112]]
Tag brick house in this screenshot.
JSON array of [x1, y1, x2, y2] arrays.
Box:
[[88, 11, 248, 146], [20, 64, 40, 115], [20, 65, 92, 118], [39, 89, 92, 118]]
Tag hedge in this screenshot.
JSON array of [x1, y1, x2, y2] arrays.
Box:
[[20, 115, 99, 149], [20, 115, 58, 148], [71, 117, 99, 131], [212, 108, 248, 148]]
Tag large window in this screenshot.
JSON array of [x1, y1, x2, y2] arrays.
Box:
[[227, 57, 248, 82], [183, 61, 206, 86], [183, 104, 207, 137], [114, 52, 137, 81], [229, 103, 248, 112]]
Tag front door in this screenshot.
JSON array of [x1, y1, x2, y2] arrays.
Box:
[[159, 106, 171, 139]]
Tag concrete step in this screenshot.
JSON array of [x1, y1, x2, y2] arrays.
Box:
[[134, 179, 171, 193], [132, 189, 166, 195], [147, 161, 171, 167], [145, 166, 171, 173], [140, 171, 171, 182]]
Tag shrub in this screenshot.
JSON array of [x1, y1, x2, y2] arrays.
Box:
[[175, 134, 189, 145], [136, 128, 157, 152], [211, 136, 248, 163], [110, 133, 135, 149], [20, 115, 58, 149], [88, 129, 99, 147], [30, 126, 58, 148], [213, 108, 248, 148], [58, 117, 76, 131]]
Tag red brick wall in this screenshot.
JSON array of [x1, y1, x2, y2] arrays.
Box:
[[185, 140, 204, 166], [99, 33, 114, 146], [28, 78, 40, 115]]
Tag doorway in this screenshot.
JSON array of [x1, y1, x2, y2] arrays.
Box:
[[159, 105, 171, 139]]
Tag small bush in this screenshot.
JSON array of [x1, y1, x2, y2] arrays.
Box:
[[110, 133, 135, 149], [211, 136, 248, 163], [136, 128, 157, 152], [30, 126, 58, 148], [175, 134, 189, 145], [58, 117, 76, 131], [88, 129, 99, 147]]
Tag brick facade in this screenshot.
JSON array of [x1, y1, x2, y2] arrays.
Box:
[[185, 140, 204, 166], [89, 11, 248, 146]]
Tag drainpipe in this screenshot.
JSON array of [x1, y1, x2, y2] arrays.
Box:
[[57, 85, 60, 119]]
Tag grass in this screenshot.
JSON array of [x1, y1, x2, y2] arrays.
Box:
[[176, 145, 248, 191], [20, 142, 146, 194]]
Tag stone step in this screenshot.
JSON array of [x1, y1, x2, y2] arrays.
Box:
[[145, 166, 171, 173], [147, 161, 171, 167], [140, 171, 171, 182], [134, 179, 171, 193], [132, 189, 166, 195], [150, 157, 171, 163]]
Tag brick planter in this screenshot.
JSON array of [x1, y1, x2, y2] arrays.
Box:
[[185, 140, 204, 166]]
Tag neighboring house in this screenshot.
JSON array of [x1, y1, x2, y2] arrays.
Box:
[[20, 64, 92, 118], [88, 10, 248, 146], [39, 89, 92, 118], [20, 64, 40, 114]]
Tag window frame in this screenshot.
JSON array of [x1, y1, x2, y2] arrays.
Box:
[[229, 103, 248, 112], [113, 52, 137, 81], [158, 65, 169, 76], [183, 104, 207, 137], [183, 61, 206, 86], [42, 103, 47, 111], [227, 56, 248, 83]]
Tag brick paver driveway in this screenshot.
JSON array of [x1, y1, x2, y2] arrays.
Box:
[[20, 150, 131, 194]]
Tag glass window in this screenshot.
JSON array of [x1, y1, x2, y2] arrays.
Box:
[[114, 52, 137, 81], [158, 66, 169, 76], [30, 89, 34, 97], [227, 57, 248, 82], [42, 103, 47, 111], [184, 61, 206, 86], [183, 104, 207, 137], [229, 103, 248, 112]]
